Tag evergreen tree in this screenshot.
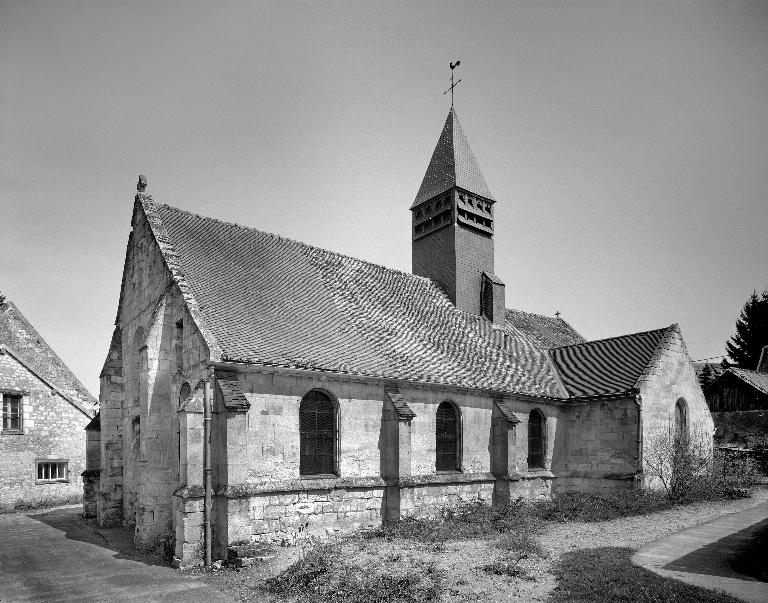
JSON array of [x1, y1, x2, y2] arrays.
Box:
[[726, 288, 768, 370], [699, 363, 715, 388]]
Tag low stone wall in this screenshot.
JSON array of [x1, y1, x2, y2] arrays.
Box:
[[551, 475, 637, 494]]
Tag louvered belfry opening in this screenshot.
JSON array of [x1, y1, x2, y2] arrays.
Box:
[[300, 390, 337, 476], [527, 410, 545, 469], [436, 401, 460, 471]]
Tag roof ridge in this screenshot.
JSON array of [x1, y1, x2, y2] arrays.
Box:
[[143, 198, 433, 284], [732, 367, 764, 375], [550, 325, 671, 350], [0, 300, 97, 407]]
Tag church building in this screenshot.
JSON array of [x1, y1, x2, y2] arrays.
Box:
[[88, 108, 712, 566]]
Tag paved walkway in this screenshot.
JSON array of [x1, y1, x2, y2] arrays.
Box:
[[633, 501, 768, 603], [0, 507, 234, 602]]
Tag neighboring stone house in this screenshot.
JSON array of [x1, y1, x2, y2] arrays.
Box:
[[704, 346, 768, 445], [0, 296, 95, 511], [89, 109, 712, 565]]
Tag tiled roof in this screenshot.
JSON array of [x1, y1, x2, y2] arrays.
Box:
[[505, 310, 585, 350], [494, 399, 521, 423], [549, 327, 670, 398], [0, 299, 96, 415], [140, 199, 585, 397], [217, 374, 251, 410], [412, 109, 495, 208], [385, 388, 417, 420], [729, 368, 768, 397]]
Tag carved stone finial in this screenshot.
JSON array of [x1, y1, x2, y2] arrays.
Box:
[[137, 174, 147, 192]]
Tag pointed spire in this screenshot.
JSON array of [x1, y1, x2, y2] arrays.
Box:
[[412, 109, 494, 208]]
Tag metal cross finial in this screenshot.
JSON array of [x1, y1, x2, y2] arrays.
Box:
[[443, 60, 461, 108], [555, 311, 561, 318]]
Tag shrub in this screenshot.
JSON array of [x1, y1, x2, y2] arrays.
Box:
[[265, 543, 443, 603], [534, 489, 672, 523]]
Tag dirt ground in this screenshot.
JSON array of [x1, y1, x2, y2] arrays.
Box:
[[191, 489, 768, 602]]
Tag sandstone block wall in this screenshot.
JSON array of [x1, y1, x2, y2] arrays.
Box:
[[98, 205, 210, 544], [638, 326, 714, 485], [552, 397, 638, 480], [0, 353, 89, 510]]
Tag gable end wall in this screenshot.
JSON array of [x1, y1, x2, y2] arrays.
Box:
[[637, 327, 714, 483], [0, 353, 89, 509]]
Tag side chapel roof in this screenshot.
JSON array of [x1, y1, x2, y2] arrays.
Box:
[[138, 198, 584, 397], [0, 298, 96, 415], [549, 327, 672, 398]]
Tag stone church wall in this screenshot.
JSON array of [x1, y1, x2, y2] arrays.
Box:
[[638, 326, 714, 487], [552, 396, 639, 492], [97, 205, 211, 548], [167, 369, 574, 563], [0, 353, 89, 510]]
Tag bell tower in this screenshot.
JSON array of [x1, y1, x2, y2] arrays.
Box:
[[411, 108, 504, 320]]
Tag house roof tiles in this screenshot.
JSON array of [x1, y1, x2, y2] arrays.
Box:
[[728, 368, 768, 397], [0, 299, 95, 415], [140, 199, 585, 397]]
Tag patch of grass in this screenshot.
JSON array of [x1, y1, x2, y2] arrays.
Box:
[[481, 558, 534, 581], [550, 546, 743, 602], [366, 498, 539, 544], [535, 489, 674, 523], [0, 493, 83, 514], [264, 543, 443, 603]]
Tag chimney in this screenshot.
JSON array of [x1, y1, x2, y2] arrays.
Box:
[[757, 345, 768, 373]]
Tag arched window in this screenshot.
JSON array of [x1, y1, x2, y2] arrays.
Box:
[[436, 401, 461, 472], [527, 409, 545, 469], [299, 390, 337, 476], [674, 399, 688, 442], [179, 382, 191, 408]]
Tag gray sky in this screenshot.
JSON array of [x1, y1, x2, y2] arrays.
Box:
[[2, 0, 766, 397]]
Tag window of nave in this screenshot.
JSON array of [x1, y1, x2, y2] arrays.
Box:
[[527, 409, 546, 469], [299, 390, 338, 477], [436, 401, 462, 472]]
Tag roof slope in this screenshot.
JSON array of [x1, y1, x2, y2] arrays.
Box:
[[140, 199, 583, 397], [549, 327, 670, 397], [727, 368, 768, 396], [412, 109, 495, 208], [0, 299, 96, 414]]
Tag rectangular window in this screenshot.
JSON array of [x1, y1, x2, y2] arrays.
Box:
[[2, 394, 22, 433], [36, 460, 69, 483]]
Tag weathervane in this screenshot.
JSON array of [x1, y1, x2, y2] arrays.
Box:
[[443, 60, 461, 108]]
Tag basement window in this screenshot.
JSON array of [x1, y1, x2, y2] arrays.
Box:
[[2, 394, 22, 433], [36, 460, 69, 483]]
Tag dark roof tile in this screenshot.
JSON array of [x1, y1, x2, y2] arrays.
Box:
[[141, 200, 585, 397], [549, 328, 669, 397]]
